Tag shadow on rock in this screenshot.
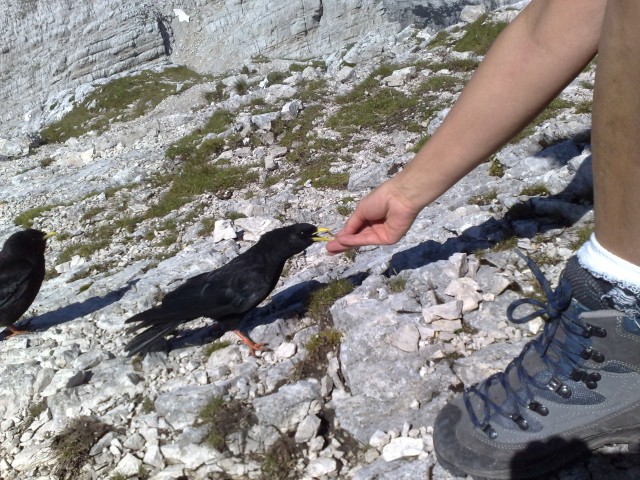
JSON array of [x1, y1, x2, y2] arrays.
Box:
[[386, 154, 593, 275], [4, 280, 138, 338], [509, 436, 640, 479], [144, 272, 369, 354]]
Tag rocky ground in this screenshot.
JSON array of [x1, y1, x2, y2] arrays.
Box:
[[2, 3, 640, 480]]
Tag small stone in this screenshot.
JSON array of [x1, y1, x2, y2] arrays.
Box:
[[389, 323, 420, 352], [308, 435, 325, 452], [369, 430, 391, 449], [143, 445, 165, 469], [213, 219, 236, 242], [275, 342, 297, 359], [294, 414, 321, 443], [114, 453, 141, 477], [41, 369, 86, 397], [382, 437, 425, 461], [123, 433, 145, 451], [431, 319, 463, 333], [307, 457, 337, 478], [422, 300, 463, 321]]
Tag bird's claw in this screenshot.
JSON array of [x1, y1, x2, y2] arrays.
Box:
[[247, 342, 270, 357], [4, 325, 30, 337]]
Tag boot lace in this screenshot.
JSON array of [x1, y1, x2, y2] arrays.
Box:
[[463, 251, 606, 439]]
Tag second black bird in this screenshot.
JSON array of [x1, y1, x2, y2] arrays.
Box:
[[124, 223, 332, 356], [1, 229, 56, 337]]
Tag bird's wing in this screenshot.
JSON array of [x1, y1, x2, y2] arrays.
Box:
[[0, 260, 33, 310], [126, 255, 273, 329], [162, 256, 272, 320]]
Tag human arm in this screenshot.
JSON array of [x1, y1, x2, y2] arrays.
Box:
[[327, 0, 605, 254]]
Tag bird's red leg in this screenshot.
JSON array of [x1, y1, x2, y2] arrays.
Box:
[[233, 330, 269, 356], [4, 324, 30, 337]]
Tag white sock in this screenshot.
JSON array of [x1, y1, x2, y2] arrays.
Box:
[[577, 233, 640, 295]]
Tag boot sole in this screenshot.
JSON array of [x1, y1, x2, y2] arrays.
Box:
[[436, 427, 640, 480]]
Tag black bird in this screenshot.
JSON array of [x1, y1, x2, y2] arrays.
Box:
[[0, 229, 56, 337], [124, 223, 332, 356]]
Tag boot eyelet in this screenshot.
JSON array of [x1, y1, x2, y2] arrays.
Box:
[[481, 422, 498, 439], [547, 377, 572, 398], [570, 368, 587, 382], [528, 401, 549, 416], [584, 324, 607, 338], [511, 414, 529, 430]]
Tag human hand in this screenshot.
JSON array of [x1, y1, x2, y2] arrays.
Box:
[[326, 180, 422, 254]]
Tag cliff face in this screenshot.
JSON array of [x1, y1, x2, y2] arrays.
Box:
[[0, 0, 168, 137], [0, 0, 517, 138]]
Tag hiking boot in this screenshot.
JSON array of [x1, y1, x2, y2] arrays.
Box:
[[433, 253, 640, 479]]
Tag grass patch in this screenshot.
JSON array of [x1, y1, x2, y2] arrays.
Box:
[[575, 100, 592, 114], [297, 155, 349, 190], [569, 224, 593, 250], [267, 71, 288, 85], [204, 82, 227, 103], [28, 400, 47, 419], [428, 57, 479, 73], [19, 399, 47, 436], [271, 106, 352, 188], [50, 416, 114, 480], [328, 87, 420, 134], [296, 78, 329, 104], [251, 54, 270, 64], [411, 134, 430, 153], [306, 328, 343, 355], [152, 162, 258, 218], [428, 30, 451, 48], [198, 217, 217, 236], [333, 64, 396, 106], [417, 75, 460, 93], [203, 340, 232, 357], [454, 320, 480, 336], [198, 397, 256, 451], [234, 77, 249, 95], [488, 157, 505, 177], [259, 435, 299, 480], [469, 189, 497, 206], [249, 97, 268, 108], [293, 328, 343, 380], [520, 183, 550, 197], [337, 205, 351, 216], [454, 14, 508, 56], [41, 67, 206, 143], [225, 211, 247, 221], [14, 204, 59, 228], [388, 275, 408, 293], [307, 279, 355, 325], [158, 111, 258, 216], [489, 236, 518, 253], [327, 63, 450, 135], [141, 398, 155, 414], [579, 80, 594, 90]]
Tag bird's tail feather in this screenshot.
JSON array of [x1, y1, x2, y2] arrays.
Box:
[[125, 323, 177, 357], [125, 308, 181, 332]]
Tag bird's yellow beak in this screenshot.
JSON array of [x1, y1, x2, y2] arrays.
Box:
[[44, 231, 57, 240], [312, 227, 334, 242]]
